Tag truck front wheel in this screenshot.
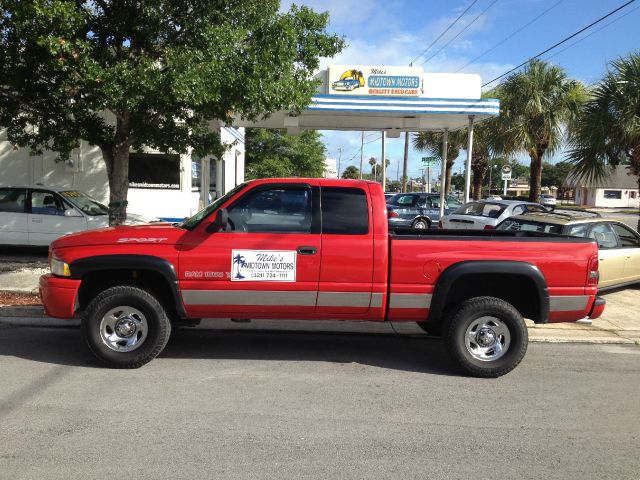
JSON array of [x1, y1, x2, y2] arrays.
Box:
[[444, 296, 528, 378], [81, 285, 171, 368]]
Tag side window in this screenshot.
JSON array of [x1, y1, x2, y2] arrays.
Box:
[[321, 187, 369, 235], [512, 205, 525, 216], [395, 195, 417, 207], [31, 191, 66, 216], [589, 223, 619, 249], [611, 223, 640, 248], [0, 188, 26, 213], [227, 187, 312, 233], [416, 196, 427, 208], [566, 224, 589, 238]]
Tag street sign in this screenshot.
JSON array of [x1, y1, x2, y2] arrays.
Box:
[[422, 156, 437, 167], [501, 164, 512, 181]]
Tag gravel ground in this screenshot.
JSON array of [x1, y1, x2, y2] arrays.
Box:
[[0, 291, 41, 306]]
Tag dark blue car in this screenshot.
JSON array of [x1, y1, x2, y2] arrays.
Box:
[[387, 192, 462, 229]]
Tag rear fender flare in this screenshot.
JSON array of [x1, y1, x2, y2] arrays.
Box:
[[428, 260, 549, 324]]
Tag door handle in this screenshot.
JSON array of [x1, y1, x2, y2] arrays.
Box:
[[31, 218, 43, 223], [297, 246, 317, 255]]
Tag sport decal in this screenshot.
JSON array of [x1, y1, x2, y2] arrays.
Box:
[[231, 250, 296, 282]]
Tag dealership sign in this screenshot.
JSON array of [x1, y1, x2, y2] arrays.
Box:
[[328, 65, 423, 97]]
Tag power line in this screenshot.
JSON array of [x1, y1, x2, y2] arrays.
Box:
[[544, 5, 639, 62], [409, 0, 480, 66], [455, 0, 564, 73], [420, 0, 501, 67], [482, 0, 636, 87]]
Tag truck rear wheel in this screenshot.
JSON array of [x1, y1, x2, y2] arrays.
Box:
[[444, 296, 528, 378], [81, 285, 171, 368]]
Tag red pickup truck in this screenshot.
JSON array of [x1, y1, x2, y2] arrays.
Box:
[[40, 178, 605, 377]]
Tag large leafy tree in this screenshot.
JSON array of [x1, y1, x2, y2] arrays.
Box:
[[0, 0, 343, 224], [245, 128, 326, 179], [413, 129, 467, 194], [496, 59, 586, 202], [567, 52, 640, 229]]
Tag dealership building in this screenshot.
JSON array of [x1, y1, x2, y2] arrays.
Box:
[[0, 65, 499, 219]]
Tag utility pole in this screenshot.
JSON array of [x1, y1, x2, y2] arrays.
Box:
[[402, 132, 409, 192], [359, 131, 364, 180], [337, 147, 342, 178]]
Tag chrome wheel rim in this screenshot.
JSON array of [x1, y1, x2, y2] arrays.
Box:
[[414, 220, 427, 229], [464, 316, 510, 362], [99, 306, 148, 352]]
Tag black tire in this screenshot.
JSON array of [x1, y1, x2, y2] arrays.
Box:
[[444, 296, 528, 378], [81, 285, 171, 368], [416, 322, 443, 336], [412, 218, 430, 230]]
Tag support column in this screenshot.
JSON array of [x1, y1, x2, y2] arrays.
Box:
[[381, 131, 386, 191], [439, 129, 448, 219], [464, 115, 475, 203], [359, 131, 364, 180]]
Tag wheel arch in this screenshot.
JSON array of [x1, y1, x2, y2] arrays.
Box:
[[428, 260, 549, 324], [70, 255, 186, 319]]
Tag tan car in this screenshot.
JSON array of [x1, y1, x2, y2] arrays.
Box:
[[496, 210, 640, 290]]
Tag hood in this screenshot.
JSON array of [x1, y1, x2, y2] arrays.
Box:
[[52, 223, 186, 249]]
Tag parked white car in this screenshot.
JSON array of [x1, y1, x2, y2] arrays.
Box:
[[0, 185, 157, 246], [540, 194, 557, 207], [439, 200, 548, 230]]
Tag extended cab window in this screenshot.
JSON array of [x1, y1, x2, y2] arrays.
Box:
[[227, 186, 312, 233], [321, 187, 368, 235]]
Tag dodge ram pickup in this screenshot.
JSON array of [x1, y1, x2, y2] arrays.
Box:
[[40, 178, 606, 377]]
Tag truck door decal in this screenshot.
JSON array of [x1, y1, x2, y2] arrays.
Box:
[[231, 250, 296, 282]]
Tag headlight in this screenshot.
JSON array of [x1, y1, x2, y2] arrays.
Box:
[[50, 257, 71, 277]]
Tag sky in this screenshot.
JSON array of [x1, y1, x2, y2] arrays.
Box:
[[280, 0, 639, 181]]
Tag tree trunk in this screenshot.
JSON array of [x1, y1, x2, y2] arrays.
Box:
[[402, 132, 409, 193], [102, 113, 131, 226], [472, 170, 484, 200], [445, 160, 454, 194], [528, 147, 543, 202], [637, 175, 640, 233]]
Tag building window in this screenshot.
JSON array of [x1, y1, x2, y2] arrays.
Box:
[[630, 191, 637, 199], [603, 190, 622, 200], [191, 157, 216, 193], [129, 153, 180, 189]]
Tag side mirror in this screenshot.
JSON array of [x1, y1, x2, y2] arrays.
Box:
[[206, 208, 228, 233], [64, 208, 83, 217]]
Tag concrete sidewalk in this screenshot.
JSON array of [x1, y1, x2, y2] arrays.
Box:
[[1, 287, 639, 344]]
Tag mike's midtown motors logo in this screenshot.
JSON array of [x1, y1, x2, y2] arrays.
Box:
[[331, 69, 365, 91], [231, 250, 297, 282], [329, 66, 423, 96]]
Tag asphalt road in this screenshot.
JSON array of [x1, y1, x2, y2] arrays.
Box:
[[1, 325, 639, 480]]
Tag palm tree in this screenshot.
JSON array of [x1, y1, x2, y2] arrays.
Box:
[[567, 52, 640, 231], [413, 129, 467, 194], [497, 59, 587, 202]]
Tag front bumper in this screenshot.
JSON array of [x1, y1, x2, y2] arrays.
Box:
[[587, 296, 606, 320], [39, 274, 81, 319]]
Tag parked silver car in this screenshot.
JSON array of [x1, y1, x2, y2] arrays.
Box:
[[439, 200, 548, 230], [387, 193, 462, 229]]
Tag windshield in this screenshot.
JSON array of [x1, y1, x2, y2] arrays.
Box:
[[60, 191, 108, 216], [181, 183, 247, 230], [497, 219, 562, 234], [453, 202, 507, 218]]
